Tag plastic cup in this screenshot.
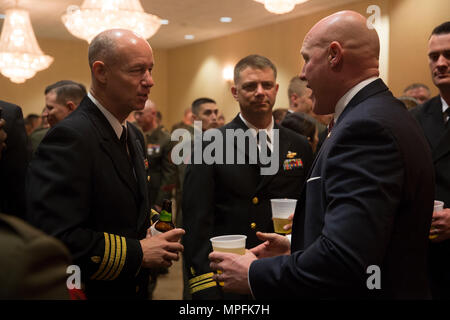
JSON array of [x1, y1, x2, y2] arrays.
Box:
[[434, 200, 444, 213], [210, 235, 247, 286], [270, 199, 297, 234], [210, 235, 247, 255], [430, 200, 445, 240]]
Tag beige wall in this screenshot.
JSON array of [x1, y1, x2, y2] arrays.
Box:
[[0, 38, 168, 119], [1, 0, 449, 127], [389, 0, 450, 97], [166, 0, 389, 127]]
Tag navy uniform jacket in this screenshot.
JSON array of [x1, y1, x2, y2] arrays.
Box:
[[0, 100, 28, 219], [411, 95, 450, 299], [26, 96, 151, 299], [182, 114, 313, 299], [249, 79, 434, 299]]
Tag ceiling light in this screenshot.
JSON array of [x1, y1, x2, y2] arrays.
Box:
[[160, 19, 169, 25], [62, 0, 162, 43], [254, 0, 309, 14], [220, 17, 232, 23], [0, 9, 53, 83], [184, 34, 194, 40]]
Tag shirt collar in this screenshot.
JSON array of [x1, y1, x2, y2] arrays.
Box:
[[334, 77, 379, 122], [441, 96, 449, 113], [88, 92, 126, 139], [238, 113, 274, 137]]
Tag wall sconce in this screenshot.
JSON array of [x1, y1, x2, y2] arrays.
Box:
[[222, 65, 234, 82]]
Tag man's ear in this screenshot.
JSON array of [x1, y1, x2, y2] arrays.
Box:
[[66, 101, 77, 112], [92, 61, 108, 84], [231, 85, 239, 101], [328, 41, 343, 68]]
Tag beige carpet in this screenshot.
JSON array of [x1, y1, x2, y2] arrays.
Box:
[[152, 256, 184, 300]]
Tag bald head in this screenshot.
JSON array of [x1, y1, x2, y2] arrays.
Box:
[[87, 28, 154, 123], [300, 11, 380, 114], [309, 11, 379, 69], [88, 29, 150, 70]]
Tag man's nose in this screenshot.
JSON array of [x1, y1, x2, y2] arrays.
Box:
[[142, 70, 154, 87]]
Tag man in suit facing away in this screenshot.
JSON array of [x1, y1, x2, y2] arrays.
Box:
[[0, 100, 28, 219], [410, 21, 450, 299], [209, 11, 434, 299], [26, 29, 184, 299]]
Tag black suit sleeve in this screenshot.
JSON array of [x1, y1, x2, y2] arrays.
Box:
[[182, 149, 222, 299], [0, 103, 28, 218], [26, 125, 142, 282], [249, 119, 404, 298]]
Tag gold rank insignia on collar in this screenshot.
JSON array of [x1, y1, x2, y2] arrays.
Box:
[[287, 151, 297, 159]]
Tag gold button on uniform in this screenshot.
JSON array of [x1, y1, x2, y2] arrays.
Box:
[[252, 197, 259, 205], [250, 222, 256, 229], [147, 175, 151, 182]]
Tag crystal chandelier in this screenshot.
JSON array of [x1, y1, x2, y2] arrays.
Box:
[[0, 9, 53, 83], [254, 0, 309, 15], [62, 0, 162, 43]]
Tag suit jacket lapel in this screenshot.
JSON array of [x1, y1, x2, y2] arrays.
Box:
[[421, 97, 447, 150], [82, 97, 139, 199]]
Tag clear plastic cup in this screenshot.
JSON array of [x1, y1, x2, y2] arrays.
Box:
[[430, 200, 445, 240], [270, 199, 297, 234], [210, 235, 247, 255], [210, 235, 247, 286]]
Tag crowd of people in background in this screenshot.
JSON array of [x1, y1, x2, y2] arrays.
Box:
[[0, 13, 449, 301]]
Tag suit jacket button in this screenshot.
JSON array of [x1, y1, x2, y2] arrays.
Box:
[[252, 197, 259, 205], [250, 222, 256, 229], [147, 175, 151, 182]]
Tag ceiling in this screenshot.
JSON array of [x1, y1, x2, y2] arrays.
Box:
[[0, 0, 359, 49]]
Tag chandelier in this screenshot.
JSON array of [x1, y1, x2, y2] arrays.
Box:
[[0, 9, 53, 83], [62, 0, 162, 43], [254, 0, 309, 14]]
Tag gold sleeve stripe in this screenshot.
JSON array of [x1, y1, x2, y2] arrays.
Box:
[[190, 280, 217, 294], [110, 236, 127, 280], [190, 278, 215, 289], [104, 235, 121, 280], [188, 272, 214, 286], [90, 232, 111, 280], [97, 233, 116, 280]]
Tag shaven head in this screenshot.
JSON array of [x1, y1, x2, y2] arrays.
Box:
[[300, 11, 380, 115]]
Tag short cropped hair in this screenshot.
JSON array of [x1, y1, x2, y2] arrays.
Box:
[[281, 112, 317, 143], [88, 32, 118, 70], [431, 21, 450, 37], [234, 54, 277, 83], [191, 97, 216, 116], [45, 80, 87, 106], [288, 76, 309, 99], [403, 83, 430, 94]]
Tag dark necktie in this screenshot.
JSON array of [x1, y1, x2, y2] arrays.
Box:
[[120, 125, 128, 152], [444, 109, 450, 127], [257, 130, 272, 163]]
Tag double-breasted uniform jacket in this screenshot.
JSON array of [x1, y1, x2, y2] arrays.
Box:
[[182, 114, 313, 299], [0, 100, 28, 219], [143, 125, 177, 207], [26, 96, 152, 299], [411, 95, 450, 299], [249, 79, 435, 299]]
